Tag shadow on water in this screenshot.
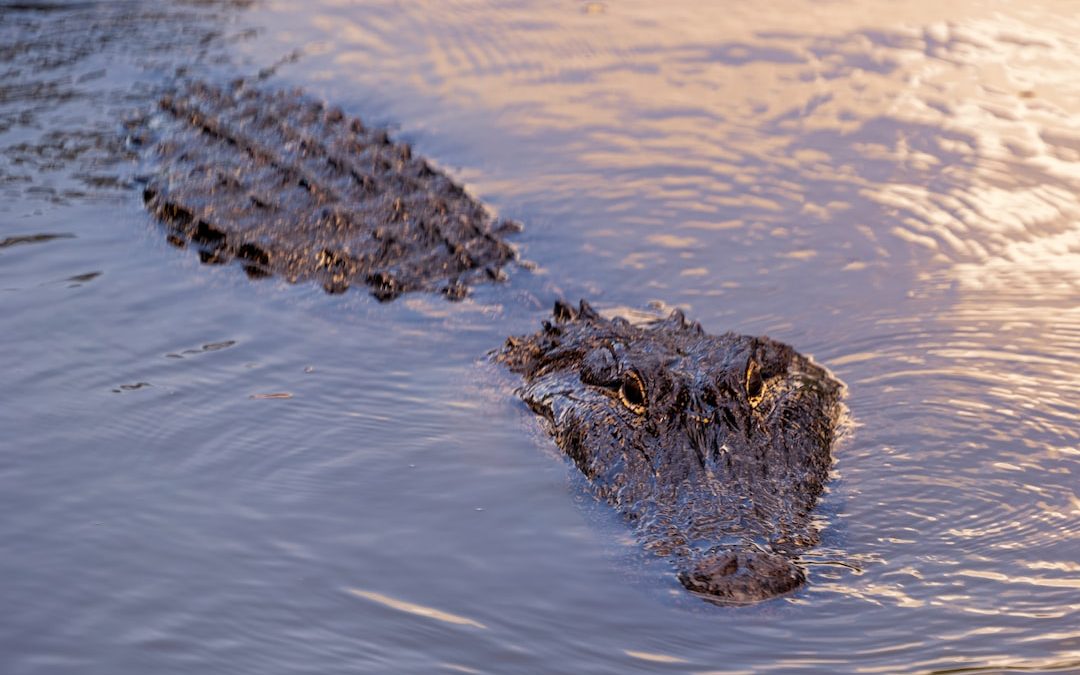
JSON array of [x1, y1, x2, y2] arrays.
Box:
[[1, 1, 1078, 674]]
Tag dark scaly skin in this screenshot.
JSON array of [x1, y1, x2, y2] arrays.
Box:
[[140, 80, 518, 301], [139, 79, 845, 604], [496, 300, 843, 605]]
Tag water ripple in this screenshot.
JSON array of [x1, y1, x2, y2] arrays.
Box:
[[2, 0, 1079, 673]]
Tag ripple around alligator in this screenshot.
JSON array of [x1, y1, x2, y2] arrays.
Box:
[[1, 1, 1079, 674]]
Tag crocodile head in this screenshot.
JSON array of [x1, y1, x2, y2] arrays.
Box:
[[496, 300, 842, 605]]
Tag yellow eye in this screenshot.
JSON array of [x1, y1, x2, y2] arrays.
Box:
[[619, 370, 648, 415], [746, 359, 763, 407]]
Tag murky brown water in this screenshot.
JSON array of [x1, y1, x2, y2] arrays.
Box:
[[1, 1, 1077, 673]]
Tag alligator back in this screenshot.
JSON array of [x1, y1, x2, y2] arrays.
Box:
[[140, 81, 517, 301]]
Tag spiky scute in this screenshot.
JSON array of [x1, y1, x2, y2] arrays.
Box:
[[140, 80, 517, 300]]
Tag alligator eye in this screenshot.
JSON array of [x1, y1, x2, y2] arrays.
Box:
[[745, 359, 763, 405], [619, 370, 648, 415]]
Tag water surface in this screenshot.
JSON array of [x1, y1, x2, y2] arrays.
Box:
[[1, 1, 1077, 673]]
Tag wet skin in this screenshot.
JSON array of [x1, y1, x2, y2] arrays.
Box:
[[497, 301, 843, 604], [138, 80, 518, 301], [141, 81, 843, 604]]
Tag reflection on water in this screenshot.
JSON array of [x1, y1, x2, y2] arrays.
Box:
[[345, 588, 488, 629], [1, 0, 1078, 673], [268, 0, 1080, 304]]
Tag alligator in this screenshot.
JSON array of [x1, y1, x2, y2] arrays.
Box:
[[139, 81, 518, 301], [138, 79, 845, 605], [496, 300, 842, 604]]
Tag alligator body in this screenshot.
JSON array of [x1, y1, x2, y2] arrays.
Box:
[[496, 301, 843, 604], [140, 81, 517, 301], [139, 80, 845, 605]]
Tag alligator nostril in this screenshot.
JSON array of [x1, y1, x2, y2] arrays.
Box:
[[713, 553, 739, 576]]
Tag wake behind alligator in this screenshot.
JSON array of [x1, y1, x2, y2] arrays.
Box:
[[138, 79, 845, 605]]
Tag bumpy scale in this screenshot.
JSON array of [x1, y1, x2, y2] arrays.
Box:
[[140, 80, 518, 301], [496, 300, 843, 605], [140, 80, 845, 605]]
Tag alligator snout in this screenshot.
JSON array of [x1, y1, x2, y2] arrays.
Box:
[[678, 550, 805, 605]]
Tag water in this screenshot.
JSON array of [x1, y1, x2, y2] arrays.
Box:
[[2, 1, 1078, 673]]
